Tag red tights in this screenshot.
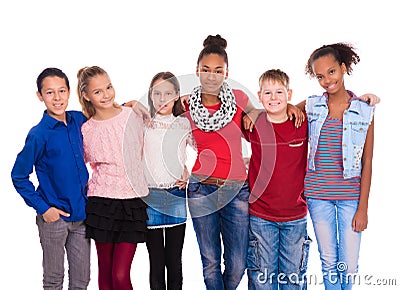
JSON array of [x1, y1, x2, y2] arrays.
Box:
[[95, 241, 137, 290]]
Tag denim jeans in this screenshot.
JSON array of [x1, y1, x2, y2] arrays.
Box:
[[307, 199, 362, 290], [36, 215, 91, 290], [145, 187, 187, 227], [187, 175, 250, 290], [247, 215, 311, 290]]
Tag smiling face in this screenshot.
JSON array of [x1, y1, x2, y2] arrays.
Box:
[[150, 78, 179, 116], [196, 53, 228, 96], [82, 73, 115, 112], [258, 79, 292, 117], [37, 76, 69, 123], [312, 54, 347, 95]]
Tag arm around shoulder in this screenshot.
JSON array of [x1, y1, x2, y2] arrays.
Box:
[[359, 93, 380, 106]]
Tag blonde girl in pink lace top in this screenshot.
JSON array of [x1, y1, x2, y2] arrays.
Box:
[[77, 66, 148, 290]]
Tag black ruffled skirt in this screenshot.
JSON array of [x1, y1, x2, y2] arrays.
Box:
[[85, 196, 148, 243]]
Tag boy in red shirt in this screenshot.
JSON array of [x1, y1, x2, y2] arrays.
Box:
[[244, 69, 311, 289]]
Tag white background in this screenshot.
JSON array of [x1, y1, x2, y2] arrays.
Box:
[[1, 0, 398, 289]]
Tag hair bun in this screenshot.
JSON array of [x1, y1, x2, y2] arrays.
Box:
[[203, 34, 227, 49]]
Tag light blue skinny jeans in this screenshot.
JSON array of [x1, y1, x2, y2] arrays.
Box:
[[307, 199, 361, 290]]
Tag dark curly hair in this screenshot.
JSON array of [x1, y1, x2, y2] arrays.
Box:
[[305, 43, 360, 77]]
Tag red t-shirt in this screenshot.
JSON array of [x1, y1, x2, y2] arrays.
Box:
[[243, 112, 308, 222], [185, 89, 248, 180]]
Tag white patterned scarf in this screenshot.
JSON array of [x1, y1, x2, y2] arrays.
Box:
[[189, 82, 237, 132]]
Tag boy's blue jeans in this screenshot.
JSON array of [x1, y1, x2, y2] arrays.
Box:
[[188, 175, 250, 290], [247, 215, 311, 290], [36, 215, 91, 289], [307, 199, 361, 290]]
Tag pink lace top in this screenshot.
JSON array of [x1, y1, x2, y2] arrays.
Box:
[[82, 107, 148, 199]]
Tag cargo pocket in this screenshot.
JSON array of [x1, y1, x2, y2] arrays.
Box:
[[247, 233, 261, 271], [299, 235, 312, 284]]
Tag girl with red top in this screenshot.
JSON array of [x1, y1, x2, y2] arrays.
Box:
[[185, 35, 301, 290], [185, 34, 253, 290]]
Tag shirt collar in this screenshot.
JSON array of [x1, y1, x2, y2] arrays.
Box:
[[345, 91, 364, 115], [319, 90, 365, 115], [42, 110, 71, 128]]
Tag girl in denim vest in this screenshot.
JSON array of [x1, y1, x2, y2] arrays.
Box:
[[304, 43, 375, 290]]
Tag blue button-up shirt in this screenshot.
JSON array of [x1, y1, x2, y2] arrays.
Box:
[[11, 111, 89, 221]]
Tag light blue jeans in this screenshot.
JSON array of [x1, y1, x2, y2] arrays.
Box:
[[247, 215, 311, 290], [307, 199, 362, 290], [187, 175, 250, 290], [36, 215, 91, 289]]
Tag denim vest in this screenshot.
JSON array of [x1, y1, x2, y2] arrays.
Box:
[[306, 92, 374, 179]]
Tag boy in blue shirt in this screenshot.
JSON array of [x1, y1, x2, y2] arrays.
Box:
[[11, 68, 90, 289]]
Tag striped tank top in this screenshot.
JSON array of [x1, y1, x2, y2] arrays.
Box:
[[305, 116, 360, 200]]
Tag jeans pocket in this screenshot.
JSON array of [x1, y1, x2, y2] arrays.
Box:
[[247, 235, 261, 270], [308, 114, 319, 135], [187, 182, 202, 195], [306, 197, 314, 208], [237, 183, 250, 202], [351, 123, 369, 146], [169, 187, 186, 198]]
